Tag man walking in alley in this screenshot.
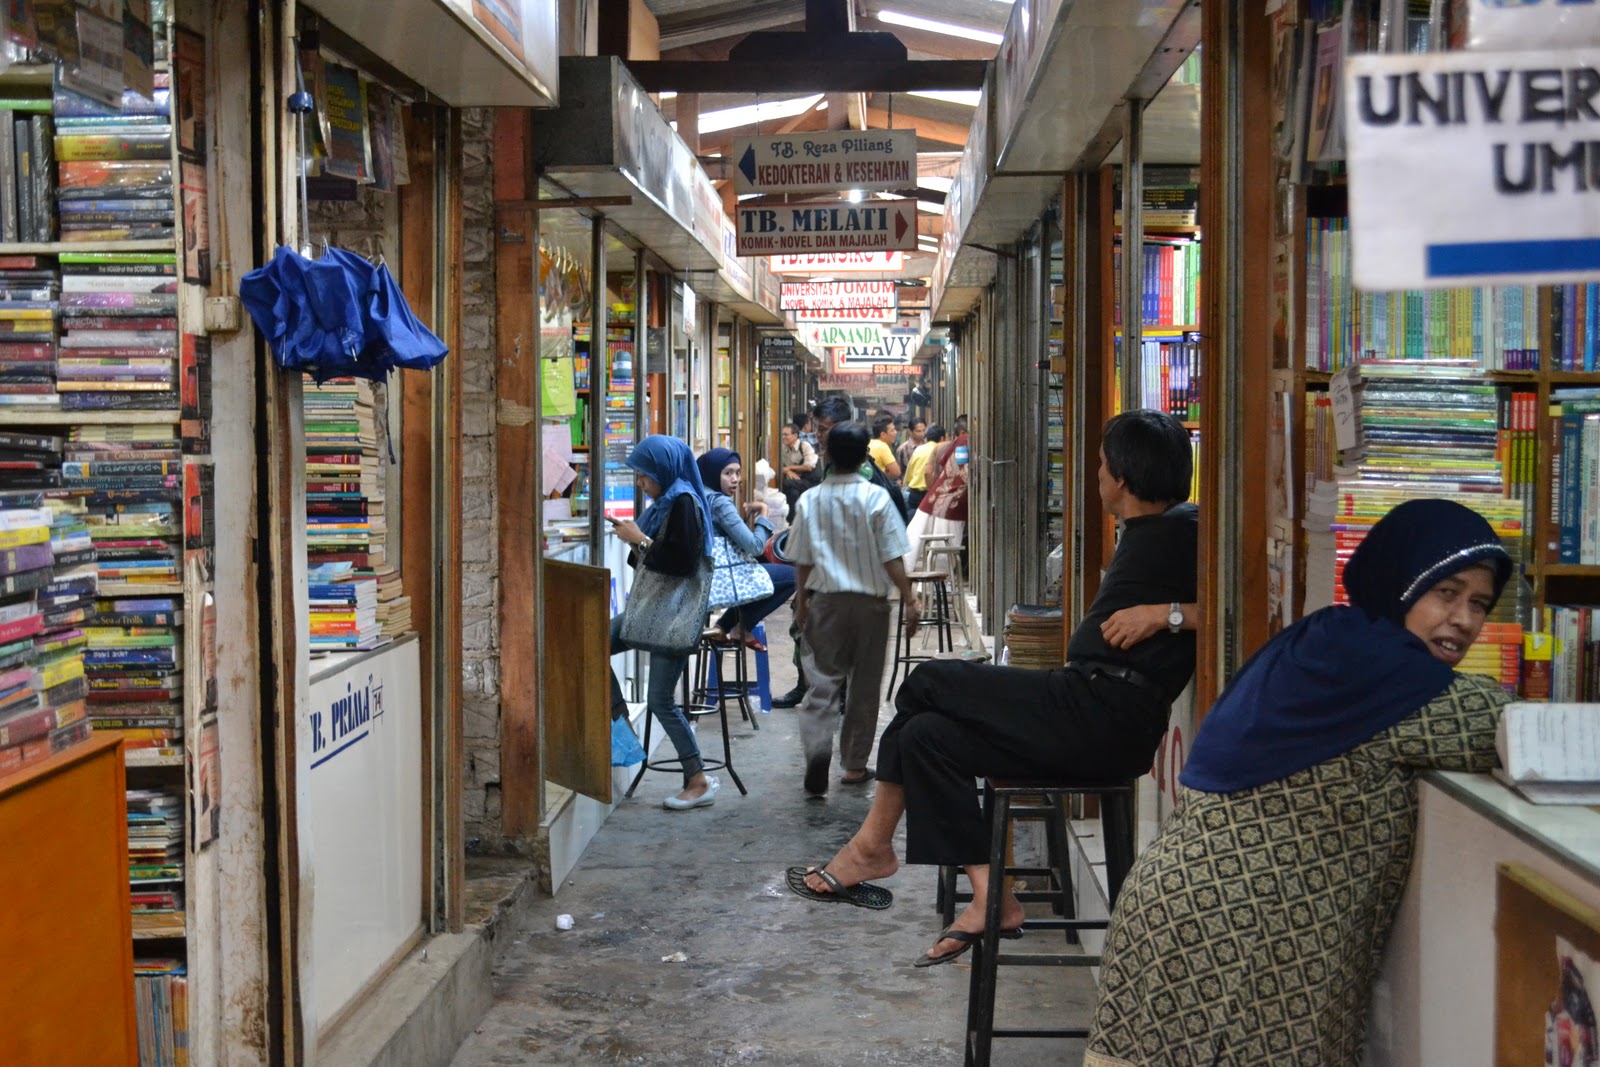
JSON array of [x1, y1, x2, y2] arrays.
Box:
[[896, 418, 926, 481], [787, 420, 919, 795], [868, 413, 903, 482]]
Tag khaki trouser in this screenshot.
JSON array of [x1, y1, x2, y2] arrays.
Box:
[[796, 592, 892, 773]]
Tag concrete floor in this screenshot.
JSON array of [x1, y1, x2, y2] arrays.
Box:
[[451, 606, 1094, 1066]]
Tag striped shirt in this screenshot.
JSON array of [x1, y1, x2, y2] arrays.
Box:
[[787, 472, 911, 598]]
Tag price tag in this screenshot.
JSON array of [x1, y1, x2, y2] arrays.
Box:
[[1329, 364, 1359, 451], [1524, 632, 1556, 662]]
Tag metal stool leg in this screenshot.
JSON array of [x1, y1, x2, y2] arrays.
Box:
[[625, 703, 653, 797], [735, 643, 757, 729], [966, 785, 1009, 1067], [1101, 788, 1136, 906], [886, 595, 907, 696], [715, 671, 747, 795]]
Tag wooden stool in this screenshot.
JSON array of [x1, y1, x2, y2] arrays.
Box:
[[963, 777, 1137, 1067], [885, 570, 954, 697]]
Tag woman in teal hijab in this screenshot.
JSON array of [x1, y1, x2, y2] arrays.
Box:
[[607, 436, 720, 810]]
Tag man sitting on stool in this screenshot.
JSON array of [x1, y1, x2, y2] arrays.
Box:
[[786, 409, 1198, 966]]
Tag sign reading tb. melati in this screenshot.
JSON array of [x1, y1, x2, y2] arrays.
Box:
[[732, 130, 918, 195], [1345, 48, 1600, 290], [736, 200, 918, 257]]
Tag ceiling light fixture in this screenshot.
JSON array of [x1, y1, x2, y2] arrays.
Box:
[[877, 10, 1003, 45], [697, 94, 825, 134]]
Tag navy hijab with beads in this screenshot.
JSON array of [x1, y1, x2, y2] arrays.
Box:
[[1181, 499, 1513, 793]]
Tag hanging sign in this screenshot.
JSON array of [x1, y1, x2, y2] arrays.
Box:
[[791, 306, 897, 324], [757, 336, 802, 371], [1460, 0, 1600, 51], [771, 251, 905, 273], [818, 372, 877, 391], [1345, 47, 1600, 289], [736, 200, 919, 257], [731, 130, 918, 195], [832, 329, 920, 368], [780, 280, 896, 310], [800, 322, 887, 351]]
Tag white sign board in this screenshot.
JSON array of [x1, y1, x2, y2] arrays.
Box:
[[772, 251, 905, 273], [732, 130, 918, 195], [1345, 48, 1600, 289], [792, 306, 897, 323], [780, 280, 896, 310], [802, 322, 890, 350], [301, 638, 423, 1035], [1462, 0, 1600, 51], [736, 200, 919, 257], [832, 330, 920, 367]]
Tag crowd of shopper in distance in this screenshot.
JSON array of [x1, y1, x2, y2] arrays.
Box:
[[609, 400, 1513, 1063]]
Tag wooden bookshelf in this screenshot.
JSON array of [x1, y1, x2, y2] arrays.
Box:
[[0, 239, 174, 254], [0, 409, 182, 425]]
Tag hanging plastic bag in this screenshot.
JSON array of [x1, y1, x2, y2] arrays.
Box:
[[611, 716, 646, 767]]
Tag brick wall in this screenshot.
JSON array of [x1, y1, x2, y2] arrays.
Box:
[[458, 107, 508, 848]]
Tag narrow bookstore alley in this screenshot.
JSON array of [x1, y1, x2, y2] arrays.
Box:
[[451, 607, 1094, 1067]]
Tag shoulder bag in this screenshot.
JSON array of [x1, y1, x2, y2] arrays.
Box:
[[706, 532, 775, 611], [619, 555, 712, 655]]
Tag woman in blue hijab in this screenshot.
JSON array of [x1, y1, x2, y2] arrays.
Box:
[[696, 447, 797, 651], [607, 435, 719, 811], [1087, 499, 1516, 1067]]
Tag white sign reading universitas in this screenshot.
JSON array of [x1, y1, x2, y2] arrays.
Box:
[[736, 200, 919, 257], [1345, 47, 1600, 290], [780, 280, 896, 310], [731, 130, 918, 195]]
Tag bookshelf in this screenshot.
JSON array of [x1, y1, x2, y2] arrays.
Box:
[[1261, 1, 1600, 701], [0, 19, 211, 1062]]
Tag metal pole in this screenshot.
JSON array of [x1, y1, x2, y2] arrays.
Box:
[[1067, 175, 1089, 629], [588, 216, 608, 553], [633, 250, 647, 510], [1120, 101, 1145, 414]]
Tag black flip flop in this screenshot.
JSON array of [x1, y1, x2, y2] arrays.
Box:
[[784, 865, 894, 910], [911, 925, 1025, 968], [840, 769, 875, 785]]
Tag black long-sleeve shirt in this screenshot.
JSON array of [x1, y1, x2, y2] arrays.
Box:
[[635, 495, 706, 577]]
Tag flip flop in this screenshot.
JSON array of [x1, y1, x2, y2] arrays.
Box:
[[911, 925, 1025, 968], [784, 865, 894, 910], [840, 769, 875, 785]]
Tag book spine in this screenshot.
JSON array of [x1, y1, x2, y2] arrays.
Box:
[[30, 114, 51, 243], [13, 117, 30, 243], [1562, 412, 1584, 564], [0, 119, 16, 244]]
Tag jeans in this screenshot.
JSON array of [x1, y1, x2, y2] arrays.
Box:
[[608, 615, 702, 784], [715, 562, 798, 635]]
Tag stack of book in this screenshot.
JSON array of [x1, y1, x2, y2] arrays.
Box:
[[1319, 361, 1527, 690], [127, 786, 184, 937], [1004, 604, 1063, 670], [308, 570, 384, 652], [1545, 388, 1600, 565], [373, 565, 412, 638], [304, 379, 381, 568], [52, 76, 174, 243], [56, 252, 179, 410], [0, 428, 94, 775], [0, 254, 60, 408], [1550, 285, 1600, 372], [1530, 610, 1599, 703], [0, 95, 55, 243], [132, 958, 188, 1067], [1304, 217, 1542, 372], [67, 426, 184, 751]]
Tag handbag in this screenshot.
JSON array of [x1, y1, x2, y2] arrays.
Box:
[[619, 555, 712, 655], [707, 532, 775, 611]]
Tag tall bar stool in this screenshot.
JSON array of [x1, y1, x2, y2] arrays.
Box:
[[886, 571, 955, 697], [624, 633, 750, 798], [704, 622, 772, 714], [695, 628, 759, 730], [963, 777, 1137, 1067], [936, 789, 1074, 932]]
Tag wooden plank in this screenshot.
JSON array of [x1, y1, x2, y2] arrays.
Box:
[[443, 108, 467, 932], [494, 109, 542, 839], [542, 561, 614, 804], [0, 736, 136, 1065], [398, 105, 437, 928]]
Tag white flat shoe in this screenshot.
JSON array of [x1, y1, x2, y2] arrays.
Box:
[[663, 776, 720, 811]]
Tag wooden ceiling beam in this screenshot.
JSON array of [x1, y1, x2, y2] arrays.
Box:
[[624, 58, 987, 94], [864, 107, 968, 148]]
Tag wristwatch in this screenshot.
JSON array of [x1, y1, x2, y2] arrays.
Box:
[[1167, 602, 1183, 634]]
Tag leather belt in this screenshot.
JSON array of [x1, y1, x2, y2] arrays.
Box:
[[1064, 660, 1164, 698]]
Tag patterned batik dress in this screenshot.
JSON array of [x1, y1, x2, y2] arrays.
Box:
[[1084, 672, 1509, 1066]]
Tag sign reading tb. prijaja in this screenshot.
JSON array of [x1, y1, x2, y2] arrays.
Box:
[[1345, 48, 1600, 290]]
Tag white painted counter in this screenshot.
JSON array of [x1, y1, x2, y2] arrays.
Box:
[[1367, 772, 1600, 1066]]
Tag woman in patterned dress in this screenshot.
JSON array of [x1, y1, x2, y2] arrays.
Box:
[[1086, 498, 1515, 1066]]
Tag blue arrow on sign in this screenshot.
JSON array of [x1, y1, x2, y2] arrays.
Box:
[[739, 146, 757, 185]]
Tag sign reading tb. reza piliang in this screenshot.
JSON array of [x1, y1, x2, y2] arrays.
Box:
[[1345, 48, 1600, 290], [732, 130, 918, 195], [736, 200, 918, 257]]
